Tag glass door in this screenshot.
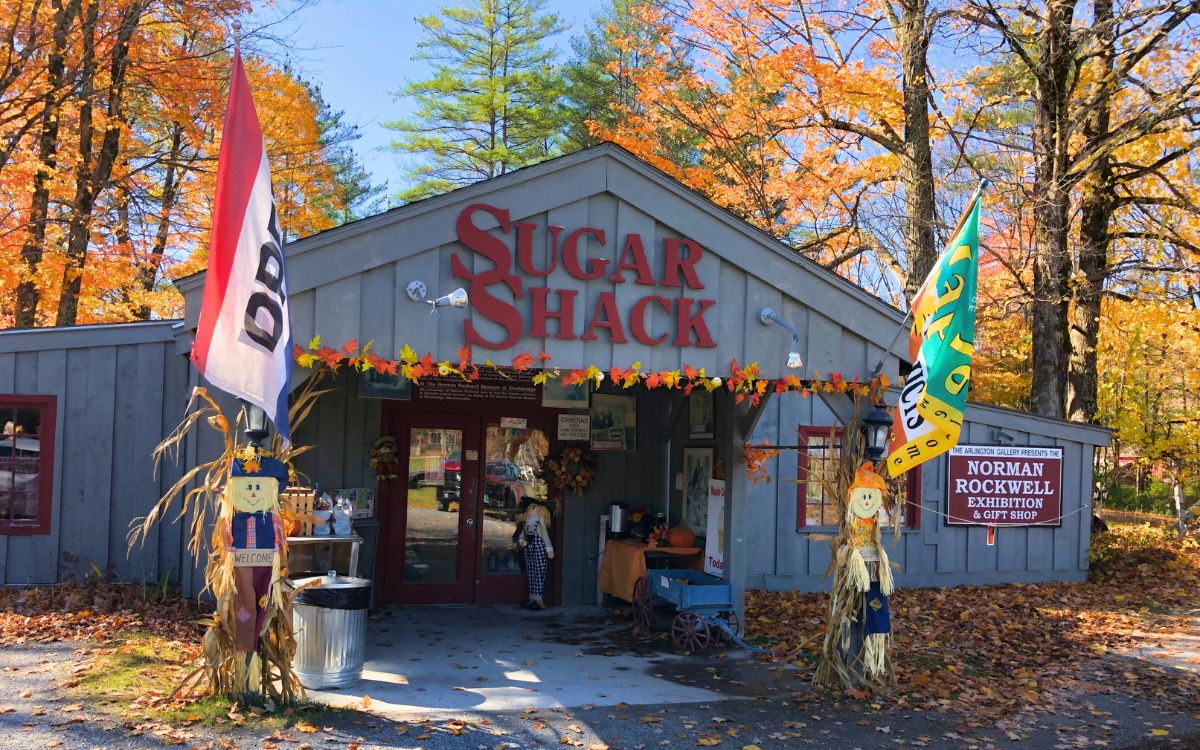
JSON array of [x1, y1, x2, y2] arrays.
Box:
[[383, 413, 480, 605], [474, 421, 553, 603]]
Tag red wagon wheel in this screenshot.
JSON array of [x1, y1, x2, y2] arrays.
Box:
[[632, 577, 652, 632], [716, 610, 741, 644], [671, 611, 711, 654]]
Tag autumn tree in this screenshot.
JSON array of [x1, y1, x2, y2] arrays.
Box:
[[385, 0, 567, 203], [962, 0, 1200, 418], [590, 0, 958, 306], [0, 4, 370, 327]]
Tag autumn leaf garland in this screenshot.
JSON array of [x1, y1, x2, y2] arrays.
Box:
[[292, 336, 891, 406]]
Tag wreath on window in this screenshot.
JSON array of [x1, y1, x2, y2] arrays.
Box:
[[544, 446, 596, 494]]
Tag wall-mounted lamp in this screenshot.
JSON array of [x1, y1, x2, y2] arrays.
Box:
[[407, 281, 469, 314], [989, 427, 1015, 445], [241, 399, 269, 447], [758, 307, 803, 369], [861, 402, 894, 463]]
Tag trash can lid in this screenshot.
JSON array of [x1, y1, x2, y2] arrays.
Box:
[[291, 572, 371, 590]]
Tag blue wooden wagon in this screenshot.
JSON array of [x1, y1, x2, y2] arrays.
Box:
[[632, 567, 761, 654]]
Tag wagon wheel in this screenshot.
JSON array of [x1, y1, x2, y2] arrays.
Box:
[[716, 610, 741, 644], [671, 611, 711, 654], [631, 577, 652, 632]]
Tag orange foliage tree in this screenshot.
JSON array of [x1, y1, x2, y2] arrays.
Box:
[[0, 3, 360, 328]]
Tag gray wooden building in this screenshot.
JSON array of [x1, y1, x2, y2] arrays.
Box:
[[0, 145, 1109, 615]]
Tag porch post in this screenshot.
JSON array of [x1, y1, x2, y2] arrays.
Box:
[[721, 390, 772, 623]]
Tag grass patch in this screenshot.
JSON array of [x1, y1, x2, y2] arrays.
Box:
[[69, 630, 368, 730]]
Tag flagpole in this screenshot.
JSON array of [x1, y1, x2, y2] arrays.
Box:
[[867, 178, 989, 384], [231, 20, 242, 51]]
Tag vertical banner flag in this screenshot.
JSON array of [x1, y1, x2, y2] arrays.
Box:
[[887, 191, 984, 478], [191, 50, 292, 443]]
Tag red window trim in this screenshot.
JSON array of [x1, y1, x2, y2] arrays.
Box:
[[796, 426, 842, 530], [0, 394, 56, 536], [795, 425, 922, 531]]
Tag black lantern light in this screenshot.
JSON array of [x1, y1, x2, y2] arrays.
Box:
[[861, 402, 893, 463], [243, 400, 269, 447]]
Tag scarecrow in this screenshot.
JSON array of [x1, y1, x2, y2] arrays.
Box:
[[368, 435, 401, 480], [517, 498, 555, 610], [225, 451, 290, 693], [836, 462, 894, 679]]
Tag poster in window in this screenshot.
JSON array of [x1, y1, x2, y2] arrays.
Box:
[[683, 447, 714, 531], [688, 391, 715, 439], [542, 378, 589, 409], [590, 393, 636, 451]]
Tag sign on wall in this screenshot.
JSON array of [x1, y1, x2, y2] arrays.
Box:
[[451, 203, 718, 350], [704, 480, 725, 576], [557, 413, 590, 442], [946, 445, 1063, 526]]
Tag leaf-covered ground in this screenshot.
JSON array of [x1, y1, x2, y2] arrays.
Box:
[[0, 525, 1197, 748], [746, 525, 1200, 726]]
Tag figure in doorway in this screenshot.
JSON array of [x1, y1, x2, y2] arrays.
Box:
[[517, 498, 554, 610]]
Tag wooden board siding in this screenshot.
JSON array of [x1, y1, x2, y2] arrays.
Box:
[[0, 323, 194, 589], [745, 396, 1108, 592], [177, 147, 909, 381]]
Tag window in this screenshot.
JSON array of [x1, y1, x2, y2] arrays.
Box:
[[0, 395, 55, 535], [796, 425, 921, 531]]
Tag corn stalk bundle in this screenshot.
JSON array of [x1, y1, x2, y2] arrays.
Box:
[[812, 398, 903, 694], [128, 372, 331, 705]]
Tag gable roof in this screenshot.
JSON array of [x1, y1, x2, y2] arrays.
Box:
[[175, 143, 908, 347]]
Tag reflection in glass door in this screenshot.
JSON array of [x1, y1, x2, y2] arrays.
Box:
[[403, 427, 463, 584], [478, 423, 551, 600]]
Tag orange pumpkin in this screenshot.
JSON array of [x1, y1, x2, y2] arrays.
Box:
[[666, 525, 695, 548]]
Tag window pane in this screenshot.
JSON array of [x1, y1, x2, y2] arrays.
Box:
[[481, 425, 549, 576], [2, 406, 41, 522], [403, 428, 463, 584]]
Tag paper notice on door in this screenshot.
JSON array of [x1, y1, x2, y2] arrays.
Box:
[[465, 449, 478, 461], [557, 413, 590, 441]]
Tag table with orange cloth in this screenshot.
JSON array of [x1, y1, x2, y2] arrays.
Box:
[[598, 538, 702, 603]]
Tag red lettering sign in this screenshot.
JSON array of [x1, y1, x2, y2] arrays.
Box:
[[451, 203, 717, 350], [945, 445, 1063, 526]]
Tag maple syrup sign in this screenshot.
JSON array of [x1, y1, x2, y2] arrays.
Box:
[[452, 203, 717, 350], [946, 445, 1063, 526]]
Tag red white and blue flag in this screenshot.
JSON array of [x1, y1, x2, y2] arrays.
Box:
[[191, 50, 292, 443]]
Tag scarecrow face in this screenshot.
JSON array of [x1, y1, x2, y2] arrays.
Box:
[[848, 485, 883, 520], [230, 475, 279, 514]]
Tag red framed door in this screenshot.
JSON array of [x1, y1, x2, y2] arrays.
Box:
[[474, 418, 556, 604], [379, 412, 481, 605]]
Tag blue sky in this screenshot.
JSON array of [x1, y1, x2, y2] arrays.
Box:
[[266, 0, 602, 200]]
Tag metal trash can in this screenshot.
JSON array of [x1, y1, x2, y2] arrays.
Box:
[[291, 572, 371, 689]]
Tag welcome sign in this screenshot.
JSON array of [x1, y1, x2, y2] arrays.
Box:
[[946, 445, 1063, 526]]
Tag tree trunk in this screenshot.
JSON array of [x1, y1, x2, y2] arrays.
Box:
[[1172, 463, 1186, 537], [1066, 0, 1114, 424], [897, 0, 937, 301], [56, 0, 145, 326], [14, 0, 81, 328], [132, 123, 186, 319], [1028, 0, 1076, 418]]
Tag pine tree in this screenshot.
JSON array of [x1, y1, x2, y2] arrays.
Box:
[[385, 0, 566, 203], [308, 82, 388, 224]]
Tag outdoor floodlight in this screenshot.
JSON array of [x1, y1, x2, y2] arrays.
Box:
[[861, 402, 894, 463], [428, 287, 468, 313], [406, 281, 469, 314], [758, 307, 804, 369]]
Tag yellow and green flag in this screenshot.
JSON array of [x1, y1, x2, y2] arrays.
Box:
[[887, 191, 983, 478]]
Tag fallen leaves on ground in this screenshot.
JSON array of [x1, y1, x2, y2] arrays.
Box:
[[0, 581, 202, 645], [746, 525, 1200, 722]]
